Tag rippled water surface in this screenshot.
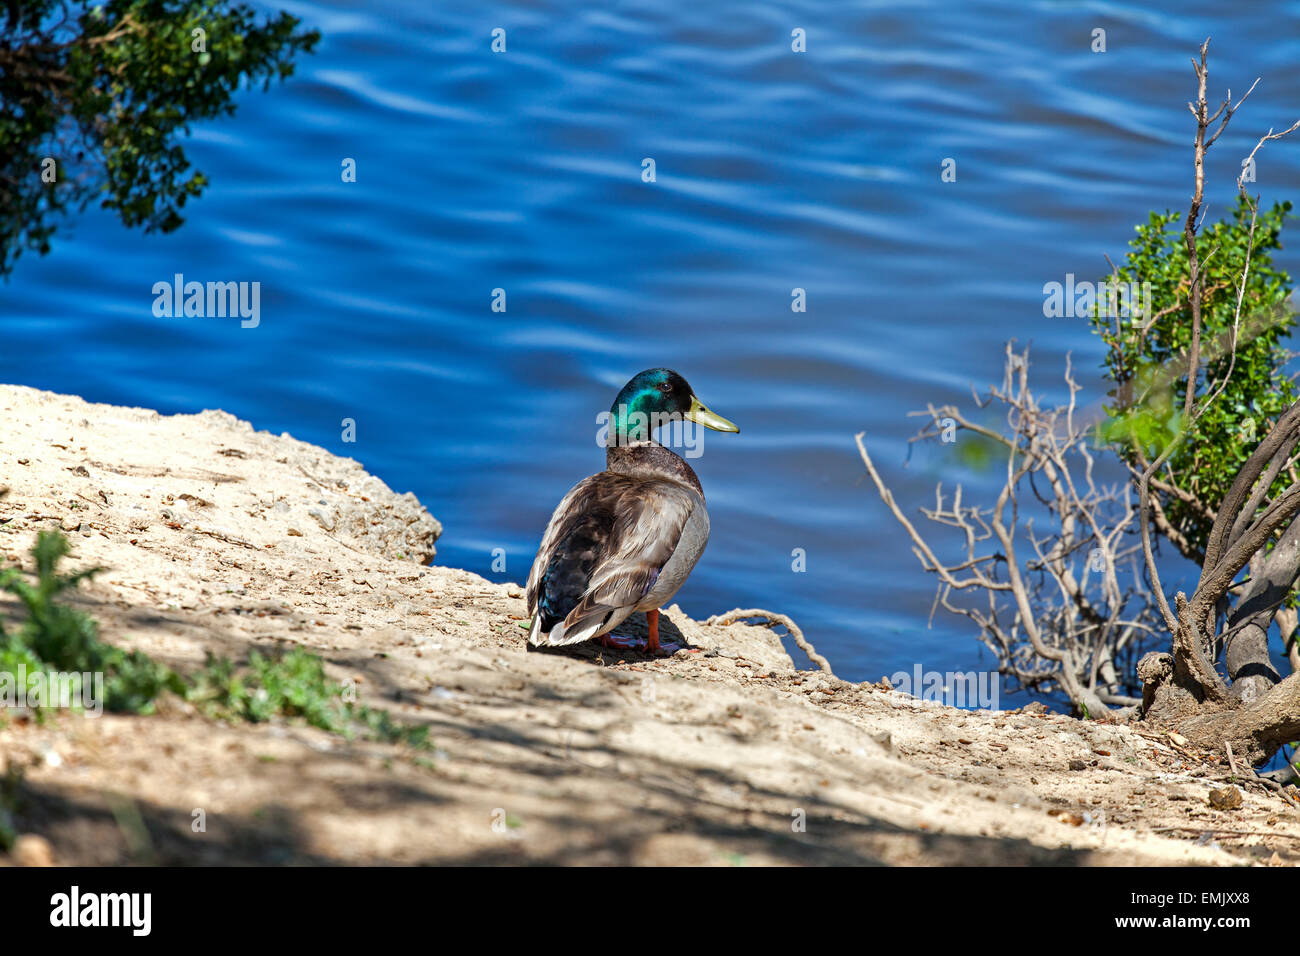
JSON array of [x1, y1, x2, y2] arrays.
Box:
[[6, 1, 1300, 693]]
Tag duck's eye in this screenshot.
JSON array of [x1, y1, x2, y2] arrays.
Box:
[[659, 383, 672, 393]]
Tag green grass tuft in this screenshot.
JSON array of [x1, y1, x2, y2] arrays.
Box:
[[188, 647, 430, 749]]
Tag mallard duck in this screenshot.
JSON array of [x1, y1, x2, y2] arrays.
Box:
[[526, 368, 739, 654]]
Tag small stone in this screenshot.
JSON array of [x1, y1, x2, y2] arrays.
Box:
[[13, 834, 54, 867], [1208, 787, 1243, 810], [287, 528, 303, 537], [1068, 759, 1088, 771]]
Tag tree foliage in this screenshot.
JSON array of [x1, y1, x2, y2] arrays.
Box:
[[0, 0, 318, 276], [1091, 197, 1297, 561]]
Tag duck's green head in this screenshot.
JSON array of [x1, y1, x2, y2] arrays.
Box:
[[608, 368, 739, 444]]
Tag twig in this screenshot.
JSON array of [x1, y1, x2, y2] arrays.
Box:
[[704, 608, 833, 675]]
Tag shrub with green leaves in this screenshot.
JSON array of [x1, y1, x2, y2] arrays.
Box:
[[0, 531, 430, 748], [1091, 197, 1296, 560], [0, 0, 318, 276], [0, 531, 182, 714]]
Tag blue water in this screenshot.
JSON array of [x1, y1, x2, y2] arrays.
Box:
[[5, 1, 1300, 695]]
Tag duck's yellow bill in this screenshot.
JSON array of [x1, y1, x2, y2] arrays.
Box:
[[686, 395, 739, 433]]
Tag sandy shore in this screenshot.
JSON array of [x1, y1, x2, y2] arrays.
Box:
[[0, 384, 1295, 865]]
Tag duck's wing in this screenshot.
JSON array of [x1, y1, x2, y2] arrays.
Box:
[[525, 474, 619, 643], [526, 474, 699, 646]]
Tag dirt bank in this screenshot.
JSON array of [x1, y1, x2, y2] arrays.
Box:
[[0, 384, 1295, 865]]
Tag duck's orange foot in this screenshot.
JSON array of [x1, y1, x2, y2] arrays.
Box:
[[593, 612, 689, 656], [596, 632, 641, 651], [641, 609, 681, 657]]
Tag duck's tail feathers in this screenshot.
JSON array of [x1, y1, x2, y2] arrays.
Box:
[[527, 605, 619, 647], [527, 615, 552, 646]]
